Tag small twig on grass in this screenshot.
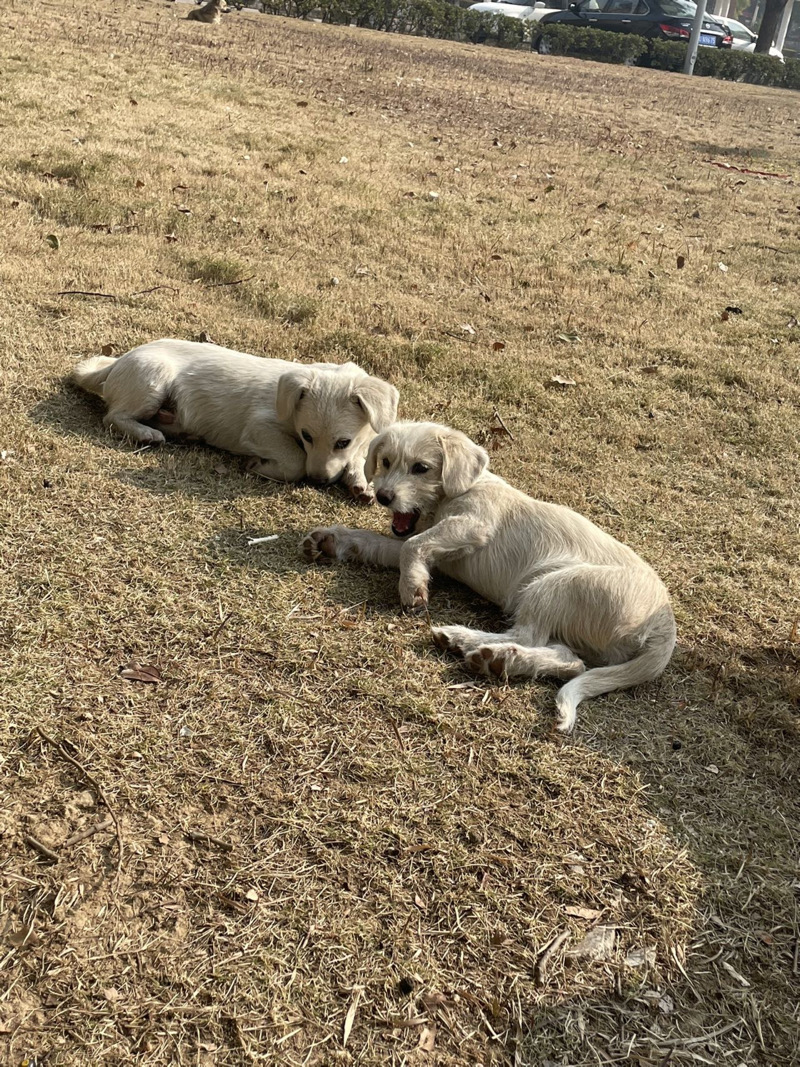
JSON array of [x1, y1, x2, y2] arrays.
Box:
[[185, 828, 234, 852], [56, 290, 117, 299], [203, 275, 255, 288], [247, 535, 279, 546], [34, 728, 124, 880], [23, 834, 60, 863], [388, 718, 405, 751], [63, 817, 114, 849], [130, 284, 180, 297], [492, 409, 515, 441], [534, 929, 570, 986], [208, 610, 235, 643]]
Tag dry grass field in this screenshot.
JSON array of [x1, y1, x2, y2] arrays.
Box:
[[1, 0, 798, 1063]]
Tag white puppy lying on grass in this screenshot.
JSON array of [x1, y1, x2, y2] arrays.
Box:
[[72, 339, 399, 500], [302, 421, 676, 732]]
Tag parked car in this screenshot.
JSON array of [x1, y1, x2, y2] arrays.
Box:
[[533, 0, 734, 50], [712, 15, 784, 58], [468, 1, 559, 20]]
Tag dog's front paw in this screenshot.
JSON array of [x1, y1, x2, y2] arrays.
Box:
[[302, 527, 341, 563], [400, 582, 429, 615], [348, 481, 375, 506]]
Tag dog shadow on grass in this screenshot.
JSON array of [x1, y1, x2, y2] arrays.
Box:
[[29, 380, 336, 505], [203, 522, 800, 1060]]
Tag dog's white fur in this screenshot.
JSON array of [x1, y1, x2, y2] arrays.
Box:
[[72, 339, 399, 497], [302, 421, 675, 732]]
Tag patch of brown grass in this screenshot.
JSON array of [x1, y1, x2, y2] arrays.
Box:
[[1, 1, 798, 1064]]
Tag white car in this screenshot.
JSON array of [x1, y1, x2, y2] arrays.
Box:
[[468, 1, 560, 21], [714, 16, 784, 58]]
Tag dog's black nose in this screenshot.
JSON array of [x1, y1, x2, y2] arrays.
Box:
[[376, 489, 395, 507]]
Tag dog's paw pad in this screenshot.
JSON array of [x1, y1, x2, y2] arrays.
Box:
[[302, 530, 337, 562], [432, 629, 452, 652], [467, 647, 506, 677], [348, 483, 374, 505]]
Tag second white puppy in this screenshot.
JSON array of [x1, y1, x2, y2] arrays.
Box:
[[72, 339, 399, 498], [302, 421, 676, 732]]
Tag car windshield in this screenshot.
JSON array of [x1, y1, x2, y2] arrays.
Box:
[[659, 0, 697, 14]]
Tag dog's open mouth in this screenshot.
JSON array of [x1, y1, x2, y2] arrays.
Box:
[[391, 510, 420, 538]]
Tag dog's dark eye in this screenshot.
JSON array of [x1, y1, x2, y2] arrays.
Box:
[[382, 457, 390, 469], [411, 463, 430, 475], [301, 430, 313, 444], [334, 439, 351, 451]]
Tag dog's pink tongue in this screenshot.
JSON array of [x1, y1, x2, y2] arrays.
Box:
[[392, 512, 415, 533]]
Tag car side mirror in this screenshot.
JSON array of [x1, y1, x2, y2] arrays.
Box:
[[568, 2, 580, 11]]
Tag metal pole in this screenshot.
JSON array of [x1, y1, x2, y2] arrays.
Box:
[[683, 0, 709, 74]]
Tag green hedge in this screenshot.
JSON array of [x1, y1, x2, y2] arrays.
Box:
[[533, 23, 799, 88], [253, 0, 800, 87], [259, 0, 529, 47], [649, 37, 792, 84], [535, 22, 647, 63]]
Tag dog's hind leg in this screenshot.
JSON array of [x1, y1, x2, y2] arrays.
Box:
[[466, 642, 585, 681], [103, 411, 166, 445], [432, 625, 513, 657]]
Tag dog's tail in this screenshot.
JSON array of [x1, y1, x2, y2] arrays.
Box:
[[554, 606, 676, 733], [71, 355, 118, 397]]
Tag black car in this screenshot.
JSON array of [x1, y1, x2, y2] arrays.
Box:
[[533, 0, 734, 50]]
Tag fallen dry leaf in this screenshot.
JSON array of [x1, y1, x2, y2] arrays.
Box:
[[460, 323, 476, 335], [676, 254, 685, 269], [134, 179, 145, 188], [119, 661, 163, 684], [422, 992, 449, 1011], [550, 374, 577, 387], [8, 924, 37, 949], [101, 343, 116, 356], [342, 991, 360, 1047], [492, 341, 506, 351], [418, 1023, 437, 1052], [566, 925, 617, 961], [565, 905, 602, 920], [624, 945, 656, 968], [213, 463, 230, 475]]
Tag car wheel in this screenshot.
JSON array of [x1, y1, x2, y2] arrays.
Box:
[[535, 35, 553, 54]]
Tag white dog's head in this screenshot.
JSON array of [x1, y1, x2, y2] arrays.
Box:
[[276, 363, 399, 487], [365, 421, 489, 538]]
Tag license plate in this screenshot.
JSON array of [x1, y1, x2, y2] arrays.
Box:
[[699, 32, 716, 45]]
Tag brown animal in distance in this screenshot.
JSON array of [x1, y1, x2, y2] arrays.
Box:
[[186, 0, 227, 23]]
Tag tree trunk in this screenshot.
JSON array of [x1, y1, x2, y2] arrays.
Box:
[[754, 0, 788, 50]]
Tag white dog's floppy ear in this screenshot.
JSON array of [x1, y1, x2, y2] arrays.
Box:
[[276, 367, 314, 423], [351, 378, 399, 433], [439, 429, 489, 498], [364, 432, 385, 484]]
